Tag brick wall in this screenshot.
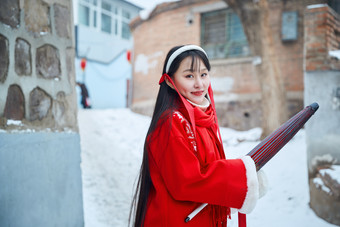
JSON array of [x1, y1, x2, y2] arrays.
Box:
[[130, 0, 323, 130], [305, 4, 340, 71]]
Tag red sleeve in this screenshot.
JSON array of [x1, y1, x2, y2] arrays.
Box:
[[148, 113, 248, 210]]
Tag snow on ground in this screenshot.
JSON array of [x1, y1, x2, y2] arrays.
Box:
[[78, 108, 337, 227]]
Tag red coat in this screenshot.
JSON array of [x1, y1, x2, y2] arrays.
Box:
[[144, 74, 258, 226]]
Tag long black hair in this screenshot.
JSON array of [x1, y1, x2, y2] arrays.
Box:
[[129, 45, 211, 227]]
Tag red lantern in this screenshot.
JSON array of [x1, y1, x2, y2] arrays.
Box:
[[126, 50, 131, 63], [80, 58, 87, 71]]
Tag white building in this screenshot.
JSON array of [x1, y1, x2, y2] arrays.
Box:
[[73, 0, 142, 108]]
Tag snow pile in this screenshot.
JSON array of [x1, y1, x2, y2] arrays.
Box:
[[78, 109, 150, 227], [314, 165, 340, 195], [320, 165, 340, 185], [329, 50, 340, 60], [313, 177, 332, 194], [6, 119, 23, 126], [78, 108, 337, 227]]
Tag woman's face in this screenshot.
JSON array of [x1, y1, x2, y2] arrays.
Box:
[[172, 56, 210, 105]]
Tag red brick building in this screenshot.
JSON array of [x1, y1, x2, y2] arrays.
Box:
[[129, 0, 331, 130]]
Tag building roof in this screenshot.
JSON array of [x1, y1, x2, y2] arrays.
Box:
[[130, 0, 207, 30]]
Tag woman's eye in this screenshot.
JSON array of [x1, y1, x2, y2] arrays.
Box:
[[201, 73, 207, 77], [185, 75, 194, 78]]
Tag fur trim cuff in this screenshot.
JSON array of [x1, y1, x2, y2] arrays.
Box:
[[239, 156, 259, 214]]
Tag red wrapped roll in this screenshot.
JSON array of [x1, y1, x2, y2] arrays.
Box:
[[247, 103, 319, 170]]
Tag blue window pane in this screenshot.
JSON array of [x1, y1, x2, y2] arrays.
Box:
[[79, 5, 90, 26], [229, 13, 246, 41], [101, 14, 111, 33], [201, 9, 249, 59], [122, 22, 130, 39], [122, 10, 130, 19], [93, 11, 97, 27], [329, 0, 340, 14], [102, 2, 111, 11]]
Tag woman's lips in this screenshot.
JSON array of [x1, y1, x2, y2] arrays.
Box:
[[191, 91, 204, 96]]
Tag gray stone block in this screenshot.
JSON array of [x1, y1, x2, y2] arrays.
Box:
[[29, 87, 52, 121], [4, 84, 25, 120], [0, 34, 9, 83], [24, 0, 51, 37], [15, 38, 32, 76], [0, 0, 20, 28], [54, 3, 71, 38], [36, 44, 61, 79]]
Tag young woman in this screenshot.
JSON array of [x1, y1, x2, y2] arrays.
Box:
[[130, 45, 265, 227]]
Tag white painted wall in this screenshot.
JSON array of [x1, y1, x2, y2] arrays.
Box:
[[304, 71, 340, 173], [75, 52, 131, 108], [73, 0, 141, 108]]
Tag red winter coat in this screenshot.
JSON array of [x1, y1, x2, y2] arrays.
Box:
[[143, 74, 258, 227]]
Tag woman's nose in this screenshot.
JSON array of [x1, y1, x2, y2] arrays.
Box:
[[194, 76, 203, 88]]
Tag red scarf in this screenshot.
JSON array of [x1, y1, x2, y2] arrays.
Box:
[[195, 106, 231, 226], [194, 106, 247, 227]]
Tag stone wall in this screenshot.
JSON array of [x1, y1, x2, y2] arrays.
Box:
[[130, 0, 321, 130], [0, 0, 78, 131], [304, 4, 340, 225], [0, 0, 84, 226]]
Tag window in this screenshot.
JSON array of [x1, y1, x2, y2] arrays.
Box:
[[101, 1, 111, 11], [122, 22, 130, 39], [78, 0, 97, 27], [121, 9, 131, 39], [201, 9, 249, 59], [101, 13, 112, 33], [79, 4, 90, 26], [101, 1, 120, 35], [101, 1, 112, 33], [78, 0, 133, 39]]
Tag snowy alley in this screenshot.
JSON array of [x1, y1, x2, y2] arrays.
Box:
[[78, 108, 337, 227]]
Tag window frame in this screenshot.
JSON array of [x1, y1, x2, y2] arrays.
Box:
[[201, 8, 250, 59], [78, 0, 98, 28]]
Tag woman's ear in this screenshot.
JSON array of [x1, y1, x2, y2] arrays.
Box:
[[165, 77, 175, 89]]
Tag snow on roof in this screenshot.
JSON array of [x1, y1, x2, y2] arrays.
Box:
[[307, 4, 328, 9], [140, 7, 155, 20]]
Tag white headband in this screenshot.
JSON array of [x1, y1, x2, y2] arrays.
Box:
[[165, 45, 208, 73]]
